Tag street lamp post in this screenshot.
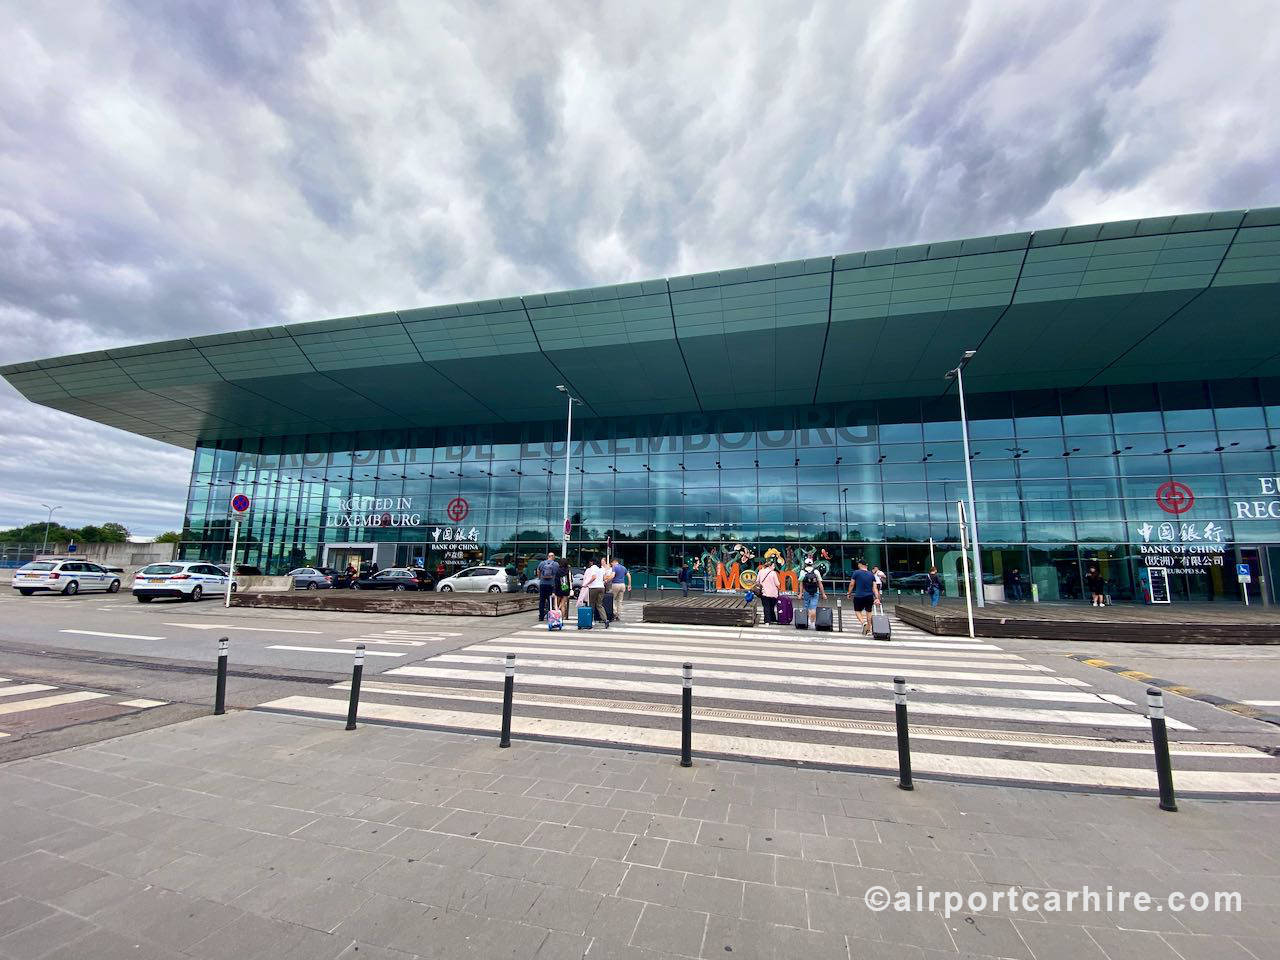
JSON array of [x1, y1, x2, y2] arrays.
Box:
[[945, 350, 985, 608], [840, 487, 848, 539], [555, 385, 581, 561], [40, 503, 61, 555]]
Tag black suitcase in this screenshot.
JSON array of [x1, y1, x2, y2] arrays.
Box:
[[815, 606, 833, 632], [602, 590, 615, 622], [794, 605, 807, 629]]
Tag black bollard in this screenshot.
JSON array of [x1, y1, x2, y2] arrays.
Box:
[[836, 597, 844, 633], [345, 644, 365, 731], [1147, 688, 1177, 812], [214, 637, 229, 715], [893, 677, 913, 791], [499, 653, 515, 748], [680, 663, 693, 767]]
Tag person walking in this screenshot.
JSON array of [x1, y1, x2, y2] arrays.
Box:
[[370, 561, 380, 576], [677, 561, 691, 597], [1086, 566, 1106, 607], [610, 556, 631, 622], [554, 556, 572, 618], [799, 558, 825, 628], [872, 565, 887, 594], [757, 561, 780, 624], [846, 559, 880, 635], [535, 551, 558, 622], [1004, 566, 1023, 602], [583, 556, 610, 628], [926, 566, 942, 607], [345, 562, 358, 588]]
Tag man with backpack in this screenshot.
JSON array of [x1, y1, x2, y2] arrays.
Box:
[[677, 561, 691, 597], [799, 559, 825, 628], [845, 559, 880, 635]]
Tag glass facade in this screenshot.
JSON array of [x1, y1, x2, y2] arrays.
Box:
[[179, 378, 1280, 603]]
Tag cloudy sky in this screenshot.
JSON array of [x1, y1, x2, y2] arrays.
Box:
[[1, 0, 1277, 535]]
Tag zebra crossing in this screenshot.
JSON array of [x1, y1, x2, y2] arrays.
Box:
[[0, 676, 167, 738], [257, 613, 1280, 796]]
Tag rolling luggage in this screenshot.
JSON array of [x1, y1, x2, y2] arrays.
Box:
[[871, 603, 891, 641], [815, 606, 834, 632], [794, 604, 808, 629], [577, 605, 593, 629], [776, 595, 793, 625], [547, 608, 563, 630], [602, 590, 615, 622]]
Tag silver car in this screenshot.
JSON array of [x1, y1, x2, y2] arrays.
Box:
[[437, 566, 521, 593], [286, 567, 333, 590]]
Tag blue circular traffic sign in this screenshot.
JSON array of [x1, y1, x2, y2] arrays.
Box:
[[231, 494, 251, 514]]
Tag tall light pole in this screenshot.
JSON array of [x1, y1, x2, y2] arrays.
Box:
[[840, 487, 848, 539], [555, 385, 581, 561], [40, 504, 61, 555], [944, 350, 984, 607]]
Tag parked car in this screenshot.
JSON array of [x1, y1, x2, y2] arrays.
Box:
[[524, 571, 584, 593], [438, 566, 521, 593], [285, 567, 333, 590], [216, 564, 263, 577], [352, 568, 435, 591], [11, 559, 122, 596], [318, 566, 354, 588], [133, 562, 234, 602]]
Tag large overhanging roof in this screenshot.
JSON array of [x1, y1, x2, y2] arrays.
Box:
[[4, 207, 1278, 449]]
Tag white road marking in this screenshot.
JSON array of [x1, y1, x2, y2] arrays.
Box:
[[429, 654, 1118, 703], [265, 645, 405, 658], [591, 625, 1002, 651], [256, 697, 1262, 792], [333, 680, 1260, 759], [384, 630, 461, 637], [0, 684, 58, 698], [1244, 700, 1280, 707], [60, 630, 164, 641], [385, 666, 1179, 728], [484, 637, 1051, 673], [338, 638, 427, 647], [508, 629, 1019, 660], [162, 623, 323, 634], [0, 691, 110, 715], [476, 647, 1075, 686], [119, 698, 168, 708]]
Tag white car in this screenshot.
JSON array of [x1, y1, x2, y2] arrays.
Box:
[[132, 561, 235, 603], [436, 565, 521, 593], [11, 559, 122, 596]]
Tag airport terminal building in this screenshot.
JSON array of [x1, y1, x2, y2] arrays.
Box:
[[5, 207, 1280, 604]]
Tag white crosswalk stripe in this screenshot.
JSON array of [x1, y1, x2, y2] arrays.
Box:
[[0, 679, 169, 728], [257, 613, 1280, 795]]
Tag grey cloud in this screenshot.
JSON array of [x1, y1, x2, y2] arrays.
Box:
[[0, 0, 1277, 534]]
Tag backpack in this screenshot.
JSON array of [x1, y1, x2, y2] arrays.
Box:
[[802, 571, 819, 595]]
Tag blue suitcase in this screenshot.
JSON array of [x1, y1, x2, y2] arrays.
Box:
[[577, 605, 593, 629]]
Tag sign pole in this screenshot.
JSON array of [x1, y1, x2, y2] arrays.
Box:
[[225, 519, 239, 608], [956, 500, 975, 639]]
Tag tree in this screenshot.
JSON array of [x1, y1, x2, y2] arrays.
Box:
[[155, 531, 182, 543], [98, 522, 130, 542]]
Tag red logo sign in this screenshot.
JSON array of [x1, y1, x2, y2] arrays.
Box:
[[1156, 481, 1195, 515], [446, 497, 469, 522]]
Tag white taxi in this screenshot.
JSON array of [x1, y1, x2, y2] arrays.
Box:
[[132, 562, 235, 603], [11, 559, 122, 596]]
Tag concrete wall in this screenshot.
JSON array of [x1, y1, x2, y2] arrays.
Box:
[[26, 541, 179, 581]]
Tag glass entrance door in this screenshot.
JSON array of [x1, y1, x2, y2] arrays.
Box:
[[1236, 545, 1265, 606], [325, 546, 374, 577]]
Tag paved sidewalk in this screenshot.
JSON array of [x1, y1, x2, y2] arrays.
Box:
[[0, 711, 1277, 960]]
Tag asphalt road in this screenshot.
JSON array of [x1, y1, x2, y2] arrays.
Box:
[[2, 587, 1279, 796]]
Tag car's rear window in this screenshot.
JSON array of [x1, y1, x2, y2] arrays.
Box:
[[141, 564, 182, 575], [21, 562, 56, 571]]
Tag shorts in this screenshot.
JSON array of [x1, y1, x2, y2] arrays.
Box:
[[802, 591, 820, 610], [853, 595, 876, 613]]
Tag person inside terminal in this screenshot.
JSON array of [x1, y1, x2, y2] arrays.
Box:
[[4, 207, 1279, 605]]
